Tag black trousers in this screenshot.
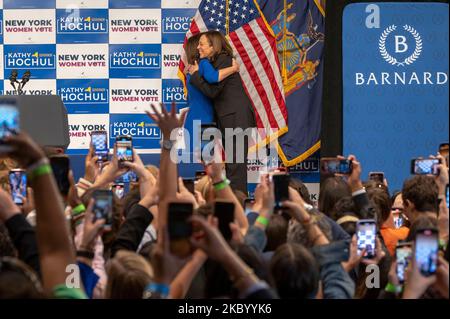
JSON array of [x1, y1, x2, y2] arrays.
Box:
[[222, 130, 249, 194]]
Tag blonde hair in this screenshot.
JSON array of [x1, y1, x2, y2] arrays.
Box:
[[105, 251, 153, 299], [195, 175, 214, 202]]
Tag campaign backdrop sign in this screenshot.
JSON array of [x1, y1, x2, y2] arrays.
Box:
[[343, 2, 449, 190], [109, 114, 162, 150], [56, 9, 108, 43], [162, 79, 187, 105], [3, 0, 55, 9], [109, 44, 161, 78], [67, 113, 109, 153], [3, 79, 56, 95], [56, 0, 109, 9], [57, 43, 109, 78], [57, 79, 109, 114], [0, 10, 4, 44], [109, 79, 161, 114], [108, 0, 161, 9], [4, 44, 56, 79], [162, 9, 195, 43], [109, 9, 161, 44], [3, 9, 55, 44]]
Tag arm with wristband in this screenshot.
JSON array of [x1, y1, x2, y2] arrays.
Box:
[[4, 132, 83, 297], [206, 157, 249, 234]]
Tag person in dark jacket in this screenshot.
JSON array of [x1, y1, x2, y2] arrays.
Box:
[[190, 30, 256, 193]]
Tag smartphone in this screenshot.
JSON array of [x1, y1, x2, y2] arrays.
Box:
[[214, 201, 235, 241], [272, 173, 290, 209], [393, 212, 404, 229], [0, 99, 20, 152], [183, 179, 195, 195], [91, 130, 108, 162], [92, 190, 113, 229], [369, 172, 384, 184], [396, 241, 413, 284], [49, 156, 70, 196], [168, 202, 193, 258], [112, 183, 125, 199], [115, 135, 133, 166], [411, 158, 440, 175], [356, 219, 377, 259], [8, 169, 27, 205], [195, 171, 207, 181], [415, 228, 439, 277], [244, 198, 254, 215], [320, 158, 353, 175]]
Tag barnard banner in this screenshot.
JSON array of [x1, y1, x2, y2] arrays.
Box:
[[342, 2, 449, 190]]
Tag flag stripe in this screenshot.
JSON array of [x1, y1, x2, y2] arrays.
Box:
[[229, 30, 280, 131], [243, 20, 287, 128]]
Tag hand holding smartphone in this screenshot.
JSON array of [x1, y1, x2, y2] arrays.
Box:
[[320, 158, 353, 175], [49, 155, 71, 196], [92, 190, 113, 230], [356, 219, 377, 259], [396, 241, 412, 284], [115, 135, 133, 167], [9, 169, 27, 205], [214, 201, 235, 241], [271, 173, 290, 209], [411, 158, 440, 175], [91, 130, 108, 162], [168, 202, 194, 258], [369, 172, 385, 184], [0, 99, 20, 152], [414, 228, 438, 277]]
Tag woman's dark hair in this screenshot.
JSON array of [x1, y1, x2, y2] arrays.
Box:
[[333, 197, 359, 236], [366, 186, 391, 228], [0, 225, 16, 258], [289, 178, 313, 206], [264, 214, 288, 252], [185, 33, 201, 65], [406, 215, 438, 242], [0, 257, 43, 299], [269, 243, 319, 299], [202, 31, 233, 62], [318, 177, 351, 217]]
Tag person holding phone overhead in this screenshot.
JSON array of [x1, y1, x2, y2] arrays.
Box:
[[182, 34, 240, 163], [189, 31, 256, 194]]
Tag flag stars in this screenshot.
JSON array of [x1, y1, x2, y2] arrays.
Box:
[[213, 1, 217, 6], [249, 9, 255, 14]]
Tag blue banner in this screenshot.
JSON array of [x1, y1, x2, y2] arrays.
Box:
[[342, 2, 449, 190], [56, 9, 109, 43], [4, 44, 56, 79], [109, 44, 162, 78], [161, 9, 196, 43], [57, 79, 109, 114], [109, 0, 161, 9], [3, 0, 56, 9]]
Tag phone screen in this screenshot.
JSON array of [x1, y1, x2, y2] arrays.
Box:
[[272, 173, 290, 208], [116, 141, 133, 162], [396, 244, 412, 284], [91, 131, 108, 161], [446, 184, 449, 209], [9, 170, 27, 205], [0, 101, 19, 146], [412, 159, 440, 175], [356, 220, 377, 258], [321, 159, 353, 175], [183, 179, 195, 195], [214, 201, 235, 241], [50, 156, 70, 196], [393, 212, 404, 229], [244, 199, 254, 215], [369, 172, 384, 183], [112, 184, 125, 199], [93, 190, 113, 227], [168, 203, 193, 258], [415, 229, 438, 276]]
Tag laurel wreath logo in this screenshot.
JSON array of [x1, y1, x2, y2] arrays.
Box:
[[379, 24, 422, 67]]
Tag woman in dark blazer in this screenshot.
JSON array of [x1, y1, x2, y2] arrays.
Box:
[[189, 31, 256, 193]]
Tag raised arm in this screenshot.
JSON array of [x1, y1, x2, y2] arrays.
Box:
[[5, 133, 79, 296]]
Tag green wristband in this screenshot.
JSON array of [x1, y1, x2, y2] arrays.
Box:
[[256, 215, 270, 227], [72, 204, 86, 216], [385, 282, 401, 294], [213, 178, 230, 191], [28, 164, 52, 182]]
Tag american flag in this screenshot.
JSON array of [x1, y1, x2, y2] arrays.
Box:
[[178, 0, 288, 143]]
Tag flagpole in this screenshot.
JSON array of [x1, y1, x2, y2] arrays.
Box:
[[225, 0, 230, 35]]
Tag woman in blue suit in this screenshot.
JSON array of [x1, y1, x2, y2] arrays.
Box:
[[183, 34, 239, 162]]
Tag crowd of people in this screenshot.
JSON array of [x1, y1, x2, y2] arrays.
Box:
[[0, 102, 448, 300]]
